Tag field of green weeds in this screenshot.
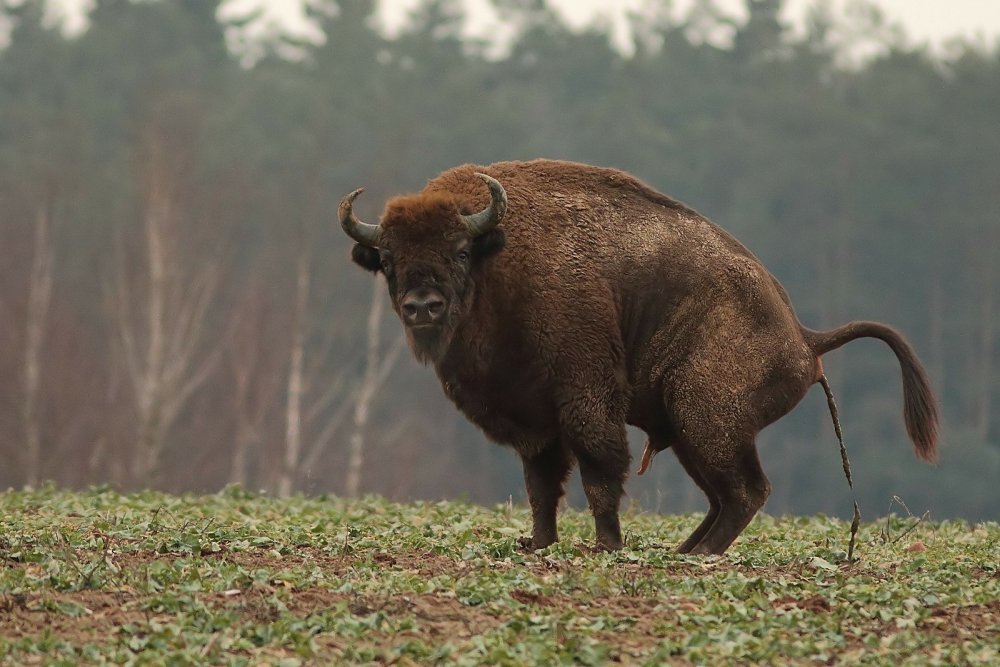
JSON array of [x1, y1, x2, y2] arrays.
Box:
[[1, 487, 997, 665]]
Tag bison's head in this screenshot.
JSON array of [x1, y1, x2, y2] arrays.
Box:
[[339, 173, 507, 363]]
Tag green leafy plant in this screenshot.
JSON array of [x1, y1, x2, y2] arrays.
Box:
[[1, 489, 997, 664]]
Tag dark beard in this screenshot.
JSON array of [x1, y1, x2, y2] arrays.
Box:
[[406, 324, 452, 365]]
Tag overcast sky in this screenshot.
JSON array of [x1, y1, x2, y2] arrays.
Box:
[[49, 0, 1000, 52]]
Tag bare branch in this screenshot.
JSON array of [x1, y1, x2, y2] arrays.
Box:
[[300, 390, 356, 472], [304, 375, 348, 426]]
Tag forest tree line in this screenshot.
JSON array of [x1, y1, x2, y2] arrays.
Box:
[[1, 0, 998, 519]]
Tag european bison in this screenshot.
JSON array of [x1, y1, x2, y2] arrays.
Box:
[[339, 159, 937, 554]]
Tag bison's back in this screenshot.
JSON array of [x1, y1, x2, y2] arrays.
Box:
[[428, 160, 757, 275], [431, 160, 813, 425]]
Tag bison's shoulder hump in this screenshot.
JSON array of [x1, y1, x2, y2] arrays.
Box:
[[429, 159, 699, 218]]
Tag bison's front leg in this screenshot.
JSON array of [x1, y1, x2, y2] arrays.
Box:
[[576, 447, 628, 550], [518, 442, 572, 550], [561, 405, 630, 551]]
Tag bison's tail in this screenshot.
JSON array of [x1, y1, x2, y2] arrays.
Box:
[[803, 321, 939, 463]]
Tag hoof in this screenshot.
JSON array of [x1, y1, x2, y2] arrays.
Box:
[[517, 536, 554, 552], [683, 543, 721, 556], [593, 539, 623, 553]]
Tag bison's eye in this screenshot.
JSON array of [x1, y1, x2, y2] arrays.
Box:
[[456, 250, 470, 263], [380, 258, 393, 275]]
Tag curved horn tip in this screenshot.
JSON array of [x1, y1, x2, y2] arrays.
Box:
[[465, 171, 507, 223], [474, 172, 505, 195], [338, 186, 381, 246], [461, 172, 507, 237], [341, 187, 365, 206]]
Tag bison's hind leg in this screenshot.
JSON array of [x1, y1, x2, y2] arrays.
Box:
[[668, 361, 812, 553], [641, 432, 722, 553], [673, 434, 771, 555], [670, 441, 723, 553]]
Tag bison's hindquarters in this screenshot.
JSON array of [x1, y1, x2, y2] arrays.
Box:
[[662, 339, 817, 554]]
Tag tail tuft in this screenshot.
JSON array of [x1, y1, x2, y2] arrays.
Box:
[[805, 321, 939, 462], [900, 356, 938, 462]]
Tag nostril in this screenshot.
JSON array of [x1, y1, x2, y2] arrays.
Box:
[[402, 290, 446, 325], [427, 299, 445, 317]]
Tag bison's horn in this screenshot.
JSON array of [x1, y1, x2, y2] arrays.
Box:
[[338, 187, 381, 247], [461, 173, 507, 237]]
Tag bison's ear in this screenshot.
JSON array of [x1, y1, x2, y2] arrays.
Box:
[[471, 229, 505, 263], [351, 244, 382, 273]]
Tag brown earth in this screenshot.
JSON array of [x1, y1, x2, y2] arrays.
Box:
[[1, 547, 996, 663]]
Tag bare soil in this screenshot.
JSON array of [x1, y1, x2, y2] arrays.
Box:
[[2, 546, 996, 658]]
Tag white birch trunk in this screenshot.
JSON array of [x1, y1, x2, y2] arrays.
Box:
[[23, 204, 53, 487], [116, 131, 223, 486], [133, 195, 169, 482], [345, 278, 388, 498], [278, 251, 310, 497], [230, 425, 251, 487], [975, 262, 994, 440]]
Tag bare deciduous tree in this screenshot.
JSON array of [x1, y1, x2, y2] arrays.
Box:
[[23, 202, 54, 486], [344, 277, 405, 497], [275, 248, 403, 497], [277, 249, 310, 497], [974, 252, 995, 441], [112, 109, 224, 485], [226, 280, 282, 488]]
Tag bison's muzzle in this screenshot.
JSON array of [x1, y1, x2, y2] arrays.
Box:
[[401, 287, 447, 327]]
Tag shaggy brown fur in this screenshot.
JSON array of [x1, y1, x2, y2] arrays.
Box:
[[343, 159, 938, 554]]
